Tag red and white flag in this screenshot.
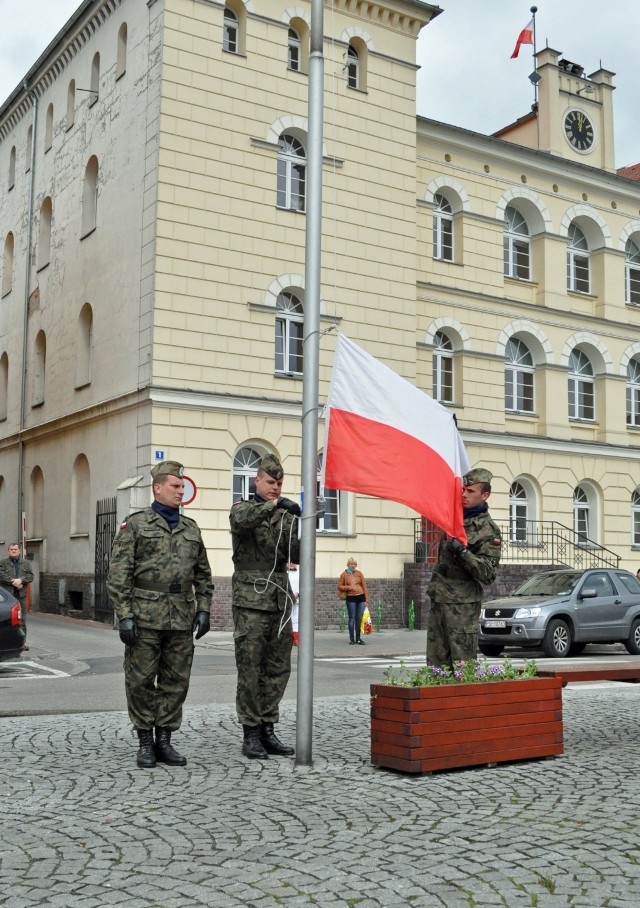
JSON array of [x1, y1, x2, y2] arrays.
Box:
[[511, 17, 534, 59], [322, 334, 470, 543]]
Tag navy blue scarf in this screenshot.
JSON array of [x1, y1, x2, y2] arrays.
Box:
[[464, 502, 488, 520], [152, 500, 180, 529]]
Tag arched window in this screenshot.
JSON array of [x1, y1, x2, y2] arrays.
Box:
[[317, 451, 340, 532], [505, 337, 534, 413], [233, 445, 264, 502], [288, 27, 301, 71], [625, 239, 640, 306], [82, 156, 99, 237], [567, 223, 590, 293], [76, 304, 93, 388], [509, 481, 529, 543], [432, 193, 453, 261], [26, 125, 32, 172], [277, 133, 306, 212], [223, 1, 245, 54], [30, 466, 45, 537], [432, 330, 453, 403], [573, 486, 590, 545], [503, 206, 530, 279], [627, 357, 640, 426], [2, 232, 14, 296], [37, 197, 52, 270], [632, 490, 640, 546], [0, 353, 8, 421], [347, 44, 359, 88], [66, 80, 75, 129], [44, 103, 54, 152], [90, 52, 100, 105], [568, 348, 594, 420], [116, 23, 128, 79], [71, 454, 90, 534], [33, 331, 46, 406], [275, 290, 303, 375], [8, 145, 16, 189]]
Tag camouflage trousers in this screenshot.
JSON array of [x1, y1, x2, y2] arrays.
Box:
[[233, 605, 292, 727], [426, 598, 482, 670], [123, 627, 194, 731]]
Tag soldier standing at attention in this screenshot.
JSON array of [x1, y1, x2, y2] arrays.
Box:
[[427, 468, 502, 669], [230, 453, 300, 760], [107, 461, 214, 769]]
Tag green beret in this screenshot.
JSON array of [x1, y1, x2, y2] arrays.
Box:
[[151, 460, 185, 480], [463, 467, 493, 486], [259, 454, 284, 480]]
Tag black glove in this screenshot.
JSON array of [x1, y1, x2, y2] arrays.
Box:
[[192, 611, 211, 640], [277, 497, 301, 517], [447, 538, 468, 558], [118, 617, 139, 646]]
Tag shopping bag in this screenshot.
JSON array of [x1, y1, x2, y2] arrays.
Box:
[[361, 606, 373, 635]]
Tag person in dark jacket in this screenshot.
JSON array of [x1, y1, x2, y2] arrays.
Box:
[[0, 543, 33, 648]]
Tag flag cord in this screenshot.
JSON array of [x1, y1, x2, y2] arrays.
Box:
[[251, 511, 299, 636]]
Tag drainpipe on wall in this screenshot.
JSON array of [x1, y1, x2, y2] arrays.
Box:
[[18, 80, 38, 545]]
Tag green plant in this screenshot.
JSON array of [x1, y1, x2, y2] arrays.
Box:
[[407, 599, 415, 630], [382, 655, 537, 687]]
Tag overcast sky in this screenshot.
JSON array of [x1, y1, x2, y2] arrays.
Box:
[[1, 0, 639, 168]]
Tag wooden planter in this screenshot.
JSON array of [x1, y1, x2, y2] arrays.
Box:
[[371, 678, 564, 774]]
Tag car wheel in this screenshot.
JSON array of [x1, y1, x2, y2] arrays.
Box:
[[478, 644, 504, 658], [568, 642, 586, 656], [542, 619, 572, 658], [625, 618, 640, 655]]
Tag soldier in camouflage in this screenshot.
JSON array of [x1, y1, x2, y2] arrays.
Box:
[[230, 453, 300, 760], [107, 460, 214, 769], [427, 467, 502, 669]]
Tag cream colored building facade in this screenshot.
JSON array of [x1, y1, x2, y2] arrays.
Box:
[[0, 0, 639, 621]]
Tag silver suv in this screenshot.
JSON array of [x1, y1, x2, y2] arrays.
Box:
[[478, 568, 640, 658]]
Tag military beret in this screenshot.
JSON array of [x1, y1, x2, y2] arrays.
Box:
[[151, 460, 185, 480], [463, 467, 493, 486], [259, 454, 284, 480]]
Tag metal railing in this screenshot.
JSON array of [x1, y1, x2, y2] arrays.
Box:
[[414, 519, 620, 569]]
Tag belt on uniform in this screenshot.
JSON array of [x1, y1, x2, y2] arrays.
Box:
[[233, 562, 286, 572], [134, 580, 193, 594]]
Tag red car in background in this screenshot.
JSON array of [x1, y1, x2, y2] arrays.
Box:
[[0, 587, 25, 662]]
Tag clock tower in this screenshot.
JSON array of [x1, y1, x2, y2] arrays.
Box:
[[494, 46, 616, 173]]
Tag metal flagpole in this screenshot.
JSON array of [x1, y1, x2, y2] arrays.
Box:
[[531, 5, 538, 104], [296, 0, 324, 766]]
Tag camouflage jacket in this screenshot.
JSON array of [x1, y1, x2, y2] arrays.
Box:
[[229, 498, 300, 611], [428, 508, 502, 605], [0, 558, 33, 601], [107, 508, 213, 629]]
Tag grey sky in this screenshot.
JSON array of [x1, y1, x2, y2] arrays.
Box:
[[1, 0, 638, 167]]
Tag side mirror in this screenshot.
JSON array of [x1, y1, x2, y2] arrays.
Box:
[[579, 588, 597, 599]]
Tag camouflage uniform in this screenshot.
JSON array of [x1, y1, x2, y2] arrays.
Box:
[[427, 469, 502, 668], [107, 501, 213, 732], [230, 485, 300, 728]]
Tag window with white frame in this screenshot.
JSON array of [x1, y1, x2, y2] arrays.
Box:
[[288, 27, 301, 70], [505, 337, 534, 413], [632, 490, 640, 546], [275, 291, 303, 375], [223, 7, 239, 52], [509, 481, 529, 543], [627, 357, 640, 426], [625, 239, 640, 306], [347, 44, 359, 88], [232, 446, 263, 502], [432, 330, 453, 403], [317, 452, 340, 532], [567, 223, 590, 293], [503, 206, 530, 279], [277, 133, 306, 212], [573, 486, 590, 545], [432, 193, 453, 261], [568, 348, 594, 420]]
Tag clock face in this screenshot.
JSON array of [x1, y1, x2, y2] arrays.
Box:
[[564, 109, 595, 152]]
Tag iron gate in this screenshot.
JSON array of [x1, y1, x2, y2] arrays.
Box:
[[95, 496, 117, 623]]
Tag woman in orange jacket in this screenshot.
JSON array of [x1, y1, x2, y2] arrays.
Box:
[[337, 557, 369, 645]]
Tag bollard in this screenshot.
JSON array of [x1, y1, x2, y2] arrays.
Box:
[[375, 599, 382, 632], [407, 599, 415, 631]]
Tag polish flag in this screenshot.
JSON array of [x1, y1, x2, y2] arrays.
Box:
[[322, 334, 470, 543], [511, 17, 534, 59]]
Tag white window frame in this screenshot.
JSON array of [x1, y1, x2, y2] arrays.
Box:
[[347, 44, 359, 88], [316, 452, 342, 533], [573, 486, 590, 546], [632, 490, 640, 546], [568, 349, 594, 420], [627, 358, 640, 427], [223, 7, 239, 53], [503, 206, 530, 280], [432, 193, 453, 262], [625, 239, 640, 306], [277, 133, 306, 212], [232, 446, 264, 502], [288, 27, 301, 71], [509, 481, 529, 543], [275, 291, 303, 375], [505, 337, 534, 413], [567, 223, 590, 293], [432, 331, 453, 403]]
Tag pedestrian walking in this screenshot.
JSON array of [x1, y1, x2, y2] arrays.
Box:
[[229, 453, 300, 760], [107, 460, 214, 769], [337, 558, 369, 645]]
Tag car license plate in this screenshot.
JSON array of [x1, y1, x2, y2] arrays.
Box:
[[484, 620, 506, 628]]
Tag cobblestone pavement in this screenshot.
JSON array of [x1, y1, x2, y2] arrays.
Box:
[[2, 684, 640, 908]]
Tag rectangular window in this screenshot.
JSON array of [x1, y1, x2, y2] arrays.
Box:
[[627, 386, 640, 426], [568, 253, 590, 293], [569, 377, 594, 420], [433, 217, 453, 261], [506, 369, 534, 412], [275, 318, 303, 374], [317, 484, 340, 532], [627, 266, 640, 305], [433, 355, 453, 403], [574, 508, 589, 545], [509, 506, 528, 543]]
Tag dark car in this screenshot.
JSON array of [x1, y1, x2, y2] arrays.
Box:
[[478, 568, 640, 658], [0, 587, 25, 662]]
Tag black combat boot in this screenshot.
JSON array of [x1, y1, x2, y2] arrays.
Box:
[[136, 729, 156, 768], [242, 724, 269, 760], [155, 727, 187, 766], [260, 722, 295, 756]]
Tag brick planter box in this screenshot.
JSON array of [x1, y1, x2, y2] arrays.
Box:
[[370, 678, 564, 774]]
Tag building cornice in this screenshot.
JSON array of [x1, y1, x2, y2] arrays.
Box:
[[462, 427, 640, 461], [150, 386, 303, 419]]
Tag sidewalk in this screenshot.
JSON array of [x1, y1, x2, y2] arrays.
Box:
[[203, 627, 428, 659], [3, 675, 640, 906]]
